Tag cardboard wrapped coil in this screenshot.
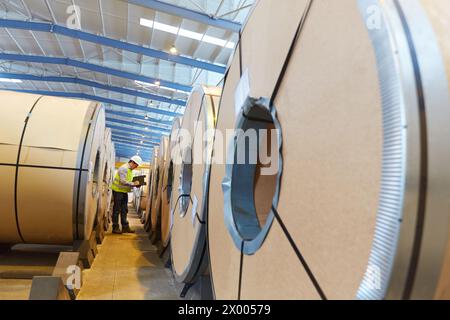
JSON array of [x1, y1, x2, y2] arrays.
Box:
[[132, 169, 150, 213], [140, 169, 152, 219], [150, 136, 169, 242], [160, 117, 182, 248], [207, 0, 450, 300], [0, 91, 106, 245], [139, 183, 149, 212], [133, 187, 141, 211], [170, 86, 221, 284], [103, 129, 115, 224], [104, 137, 115, 229], [144, 147, 159, 230], [97, 128, 113, 227]]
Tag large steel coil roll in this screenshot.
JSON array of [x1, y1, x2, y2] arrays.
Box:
[[105, 139, 115, 228], [161, 117, 182, 248], [140, 169, 152, 219], [97, 128, 112, 226], [150, 137, 169, 242], [134, 168, 150, 214], [207, 0, 450, 300], [133, 187, 141, 211], [170, 86, 221, 284], [139, 182, 149, 212], [102, 128, 115, 226], [144, 147, 159, 230], [0, 91, 105, 245]]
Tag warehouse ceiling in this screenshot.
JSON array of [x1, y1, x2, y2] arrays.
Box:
[[0, 0, 253, 160]]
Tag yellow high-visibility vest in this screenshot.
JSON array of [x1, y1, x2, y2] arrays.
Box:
[[111, 164, 133, 193]]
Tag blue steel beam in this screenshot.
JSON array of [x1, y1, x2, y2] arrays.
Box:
[[126, 0, 242, 33], [115, 151, 152, 160], [0, 19, 226, 74], [111, 132, 159, 144], [113, 136, 156, 146], [0, 72, 186, 106], [107, 121, 163, 137], [113, 137, 157, 147], [106, 117, 170, 134], [112, 135, 159, 146], [2, 88, 181, 117], [110, 127, 162, 141], [115, 146, 153, 157], [113, 139, 155, 149], [116, 149, 151, 155], [107, 124, 165, 139], [0, 53, 192, 92], [113, 140, 157, 150], [115, 141, 153, 151], [106, 110, 174, 126], [115, 148, 152, 155], [114, 141, 153, 151], [115, 149, 152, 159], [115, 145, 153, 152], [117, 152, 152, 158], [115, 147, 153, 155]]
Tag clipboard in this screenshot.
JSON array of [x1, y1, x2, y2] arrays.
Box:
[[132, 175, 147, 186]]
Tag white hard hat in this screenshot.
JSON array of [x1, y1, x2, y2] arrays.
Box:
[[130, 155, 143, 166]]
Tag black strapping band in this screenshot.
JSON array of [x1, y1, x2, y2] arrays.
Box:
[[14, 96, 44, 243], [172, 193, 191, 216], [238, 30, 243, 77], [172, 193, 206, 225], [196, 213, 206, 225], [189, 230, 208, 284], [270, 0, 314, 106], [393, 0, 429, 300], [238, 240, 244, 300], [0, 163, 89, 171], [272, 205, 327, 300]]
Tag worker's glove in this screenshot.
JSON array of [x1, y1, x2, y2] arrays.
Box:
[[133, 181, 141, 187]]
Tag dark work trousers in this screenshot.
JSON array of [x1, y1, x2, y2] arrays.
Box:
[[112, 191, 129, 227]]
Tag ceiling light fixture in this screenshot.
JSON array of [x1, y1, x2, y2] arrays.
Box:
[[169, 45, 178, 55]]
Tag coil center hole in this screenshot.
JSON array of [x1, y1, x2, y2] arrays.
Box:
[[179, 147, 193, 216], [230, 104, 279, 242], [166, 160, 174, 204]]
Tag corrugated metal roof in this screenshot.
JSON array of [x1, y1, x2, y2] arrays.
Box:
[[0, 0, 254, 160]]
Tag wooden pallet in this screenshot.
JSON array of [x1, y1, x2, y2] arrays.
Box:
[[28, 231, 99, 300]]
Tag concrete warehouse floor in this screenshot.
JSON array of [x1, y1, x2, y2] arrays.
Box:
[[0, 247, 61, 300], [78, 207, 181, 300], [0, 206, 181, 300]]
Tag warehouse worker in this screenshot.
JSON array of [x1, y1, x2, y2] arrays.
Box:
[[111, 155, 143, 234]]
